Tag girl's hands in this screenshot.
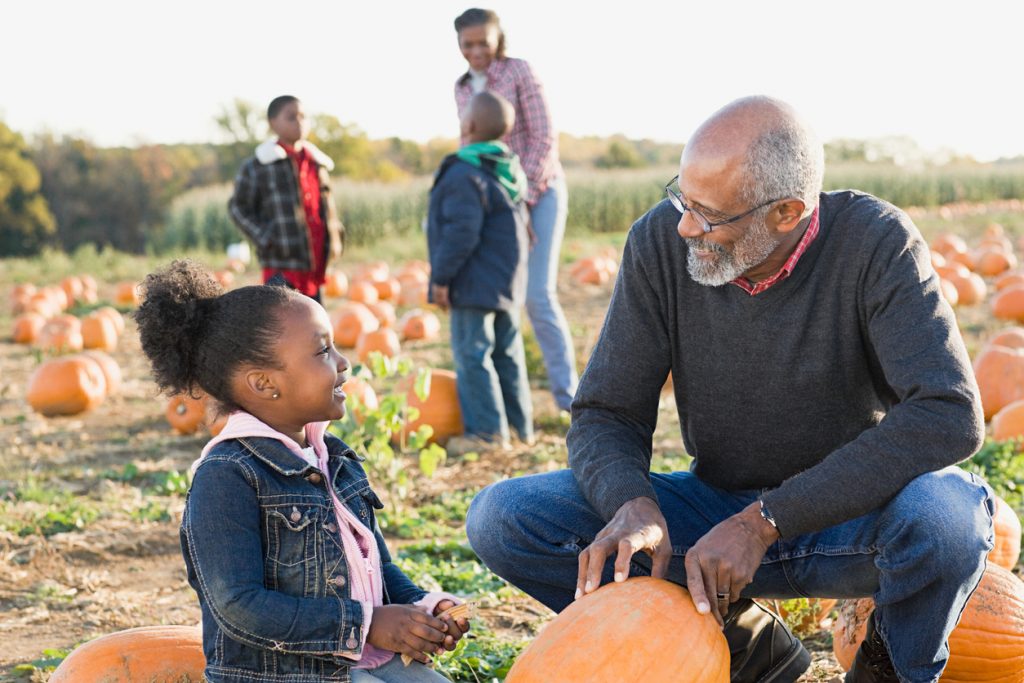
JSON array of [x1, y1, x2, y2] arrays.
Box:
[[434, 599, 471, 651], [367, 605, 448, 664]]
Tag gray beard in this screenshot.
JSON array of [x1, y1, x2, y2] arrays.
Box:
[[685, 214, 780, 287]]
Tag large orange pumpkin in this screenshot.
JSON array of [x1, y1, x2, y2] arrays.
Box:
[[989, 496, 1021, 571], [81, 313, 119, 351], [832, 565, 1024, 681], [26, 356, 107, 416], [399, 309, 441, 342], [12, 312, 46, 344], [973, 344, 1024, 419], [332, 302, 380, 348], [993, 286, 1024, 322], [398, 368, 463, 445], [81, 350, 123, 396], [49, 624, 205, 683], [356, 328, 401, 364], [506, 577, 729, 683], [166, 394, 208, 435]]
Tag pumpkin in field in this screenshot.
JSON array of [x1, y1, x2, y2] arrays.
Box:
[[59, 276, 84, 304], [95, 306, 126, 335], [166, 394, 207, 435], [35, 317, 85, 353], [342, 376, 379, 423], [399, 309, 441, 342], [570, 256, 619, 286], [396, 265, 429, 288], [49, 624, 205, 683], [355, 260, 390, 283], [332, 302, 379, 348], [82, 350, 123, 396], [78, 274, 99, 293], [506, 577, 729, 683], [207, 411, 229, 436], [372, 277, 402, 302], [347, 280, 380, 305], [989, 496, 1021, 570], [988, 327, 1024, 349], [996, 272, 1024, 292], [356, 328, 401, 364], [832, 565, 1024, 682], [397, 368, 463, 445], [366, 300, 397, 328], [975, 248, 1017, 277], [931, 251, 948, 269], [44, 285, 70, 311], [973, 344, 1024, 419], [12, 312, 46, 344], [324, 270, 349, 298], [398, 280, 429, 307], [115, 281, 141, 306], [26, 355, 107, 416], [81, 312, 119, 351], [939, 278, 960, 307], [993, 286, 1024, 322], [991, 399, 1024, 442], [947, 272, 986, 306]]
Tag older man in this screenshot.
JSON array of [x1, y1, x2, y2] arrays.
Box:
[[467, 96, 995, 683]]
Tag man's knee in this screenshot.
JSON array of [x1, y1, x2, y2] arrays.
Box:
[[467, 478, 524, 568]]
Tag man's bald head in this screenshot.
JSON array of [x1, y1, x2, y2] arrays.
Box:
[[463, 91, 516, 142], [683, 96, 824, 211]]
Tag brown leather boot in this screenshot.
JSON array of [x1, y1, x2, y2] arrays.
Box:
[[726, 599, 811, 683], [845, 612, 899, 682]]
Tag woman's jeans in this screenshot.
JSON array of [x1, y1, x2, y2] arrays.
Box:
[[527, 176, 578, 410], [449, 307, 533, 442], [467, 467, 994, 683], [351, 657, 450, 682]]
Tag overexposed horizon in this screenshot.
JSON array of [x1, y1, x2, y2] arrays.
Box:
[[3, 0, 1022, 161]]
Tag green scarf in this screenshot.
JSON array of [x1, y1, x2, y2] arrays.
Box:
[[455, 141, 528, 203]]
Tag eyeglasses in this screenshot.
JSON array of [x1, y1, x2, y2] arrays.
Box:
[[664, 175, 783, 233]]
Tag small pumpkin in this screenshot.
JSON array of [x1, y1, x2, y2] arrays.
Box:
[[947, 272, 986, 306], [356, 328, 401, 364], [59, 276, 84, 304], [12, 312, 46, 344], [939, 278, 960, 307], [506, 577, 729, 683], [398, 309, 441, 342], [355, 260, 390, 282], [372, 277, 402, 302], [35, 318, 85, 353], [115, 281, 141, 306], [973, 344, 1024, 419], [977, 248, 1019, 278], [324, 270, 349, 298], [81, 312, 119, 351], [995, 272, 1024, 292], [397, 368, 463, 445], [347, 280, 380, 305], [26, 355, 107, 416], [988, 327, 1024, 350], [49, 624, 205, 683], [366, 300, 397, 328], [78, 274, 99, 293], [81, 350, 123, 396], [166, 394, 208, 435], [95, 306, 126, 335], [398, 280, 429, 307], [332, 302, 380, 348]]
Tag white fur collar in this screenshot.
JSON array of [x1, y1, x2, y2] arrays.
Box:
[[254, 138, 335, 171]]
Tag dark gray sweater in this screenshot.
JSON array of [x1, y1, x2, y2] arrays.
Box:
[[567, 190, 984, 538]]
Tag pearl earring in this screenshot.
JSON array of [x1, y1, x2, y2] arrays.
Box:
[[272, 392, 280, 399]]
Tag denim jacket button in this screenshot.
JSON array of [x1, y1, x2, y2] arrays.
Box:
[[324, 522, 338, 533], [345, 637, 358, 650], [290, 507, 302, 523], [307, 472, 322, 485], [331, 575, 346, 588]]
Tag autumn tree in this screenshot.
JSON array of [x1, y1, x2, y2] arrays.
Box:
[[0, 122, 56, 256]]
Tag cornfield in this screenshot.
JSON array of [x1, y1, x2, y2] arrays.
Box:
[[154, 164, 1024, 254]]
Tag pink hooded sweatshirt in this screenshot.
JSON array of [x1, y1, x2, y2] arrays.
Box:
[[195, 412, 458, 669]]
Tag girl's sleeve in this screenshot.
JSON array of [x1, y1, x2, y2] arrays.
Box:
[[183, 458, 368, 660]]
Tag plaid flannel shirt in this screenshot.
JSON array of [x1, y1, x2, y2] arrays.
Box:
[[228, 140, 344, 272], [455, 57, 564, 205]]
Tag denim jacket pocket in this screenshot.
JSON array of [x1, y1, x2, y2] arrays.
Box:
[[265, 503, 323, 593]]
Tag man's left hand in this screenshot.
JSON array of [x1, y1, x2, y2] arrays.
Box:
[[431, 284, 450, 310], [684, 501, 780, 628]]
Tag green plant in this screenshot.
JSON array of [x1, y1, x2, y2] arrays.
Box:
[[11, 648, 70, 679], [0, 479, 100, 537], [396, 540, 508, 597], [960, 439, 1024, 510], [435, 624, 528, 682]]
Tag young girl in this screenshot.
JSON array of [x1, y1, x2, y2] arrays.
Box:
[[134, 260, 468, 683]]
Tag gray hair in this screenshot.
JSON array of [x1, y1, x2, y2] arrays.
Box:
[[740, 123, 824, 213]]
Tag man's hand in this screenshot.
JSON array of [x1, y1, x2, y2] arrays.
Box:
[[431, 284, 450, 310], [433, 599, 470, 652], [576, 496, 671, 599], [366, 604, 448, 664], [684, 501, 780, 627]]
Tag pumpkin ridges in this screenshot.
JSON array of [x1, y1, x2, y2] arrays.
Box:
[[48, 624, 204, 683], [26, 356, 107, 416]]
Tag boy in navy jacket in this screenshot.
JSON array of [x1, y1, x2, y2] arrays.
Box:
[[428, 91, 533, 455]]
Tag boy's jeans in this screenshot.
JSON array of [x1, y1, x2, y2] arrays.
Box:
[[527, 176, 578, 411], [449, 307, 533, 442], [467, 467, 994, 683]]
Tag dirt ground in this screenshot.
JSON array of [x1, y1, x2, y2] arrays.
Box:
[[0, 250, 916, 683]]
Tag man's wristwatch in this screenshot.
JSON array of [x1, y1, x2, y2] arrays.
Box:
[[758, 498, 778, 531]]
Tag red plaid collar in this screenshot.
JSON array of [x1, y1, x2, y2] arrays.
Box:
[[731, 206, 820, 295]]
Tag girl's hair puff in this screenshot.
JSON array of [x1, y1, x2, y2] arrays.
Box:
[[133, 259, 296, 411]]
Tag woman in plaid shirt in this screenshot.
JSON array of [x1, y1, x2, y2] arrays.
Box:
[[453, 8, 578, 413]]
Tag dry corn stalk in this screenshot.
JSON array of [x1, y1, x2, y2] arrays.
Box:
[[401, 602, 474, 666]]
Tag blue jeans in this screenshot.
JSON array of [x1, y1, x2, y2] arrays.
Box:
[[449, 307, 533, 442], [467, 467, 994, 683], [527, 176, 578, 410], [351, 657, 450, 682]]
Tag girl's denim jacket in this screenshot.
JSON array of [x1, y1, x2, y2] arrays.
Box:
[[180, 433, 426, 683]]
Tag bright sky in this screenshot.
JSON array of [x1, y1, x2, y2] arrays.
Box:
[[3, 0, 1021, 161]]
